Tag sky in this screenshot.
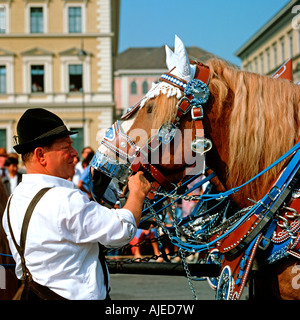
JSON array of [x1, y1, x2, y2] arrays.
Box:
[[119, 0, 291, 66]]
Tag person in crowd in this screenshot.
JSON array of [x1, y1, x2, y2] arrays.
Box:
[[72, 146, 94, 185], [77, 151, 95, 199], [0, 147, 8, 178], [129, 227, 164, 263], [2, 157, 22, 195]]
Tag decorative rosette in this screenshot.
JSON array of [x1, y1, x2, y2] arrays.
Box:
[[184, 79, 210, 106]]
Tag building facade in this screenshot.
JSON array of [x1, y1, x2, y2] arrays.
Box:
[[0, 0, 120, 154], [235, 0, 300, 82], [114, 46, 232, 118]]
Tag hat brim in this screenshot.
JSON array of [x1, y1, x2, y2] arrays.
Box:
[[14, 126, 78, 154]]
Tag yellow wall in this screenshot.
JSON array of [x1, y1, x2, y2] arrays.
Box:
[[242, 24, 299, 76], [0, 0, 119, 153]]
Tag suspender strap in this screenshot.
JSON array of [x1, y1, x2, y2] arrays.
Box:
[[7, 187, 52, 280], [98, 244, 110, 299]]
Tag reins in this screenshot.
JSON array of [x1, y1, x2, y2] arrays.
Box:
[[144, 141, 300, 254]]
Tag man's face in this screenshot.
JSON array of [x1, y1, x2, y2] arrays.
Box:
[[43, 136, 78, 179]]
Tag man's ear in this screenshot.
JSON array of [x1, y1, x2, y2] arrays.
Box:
[[34, 147, 47, 166]]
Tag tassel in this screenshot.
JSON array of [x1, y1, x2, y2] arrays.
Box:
[[140, 82, 182, 108]]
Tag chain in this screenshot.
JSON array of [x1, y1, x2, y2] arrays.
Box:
[[145, 197, 198, 300], [154, 188, 203, 202], [171, 199, 198, 300], [178, 248, 198, 300], [275, 204, 300, 240]]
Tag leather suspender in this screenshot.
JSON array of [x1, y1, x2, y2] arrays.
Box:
[[98, 244, 110, 299], [7, 187, 52, 281]]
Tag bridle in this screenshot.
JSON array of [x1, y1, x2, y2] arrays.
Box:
[[91, 60, 213, 198]]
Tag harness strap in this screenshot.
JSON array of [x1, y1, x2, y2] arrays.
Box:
[[227, 166, 300, 257]]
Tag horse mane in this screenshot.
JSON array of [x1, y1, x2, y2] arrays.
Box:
[[207, 58, 300, 199], [149, 58, 300, 200]]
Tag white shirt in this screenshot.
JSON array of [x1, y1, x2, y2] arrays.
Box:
[[8, 175, 18, 193], [2, 174, 136, 300]]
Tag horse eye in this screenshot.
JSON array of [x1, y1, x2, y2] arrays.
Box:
[[146, 103, 153, 113]]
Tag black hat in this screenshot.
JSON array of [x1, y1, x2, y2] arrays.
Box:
[[13, 108, 78, 154]]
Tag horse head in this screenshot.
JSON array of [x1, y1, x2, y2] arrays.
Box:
[[91, 35, 214, 203]]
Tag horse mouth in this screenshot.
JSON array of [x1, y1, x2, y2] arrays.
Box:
[[90, 150, 132, 185], [90, 150, 133, 205]]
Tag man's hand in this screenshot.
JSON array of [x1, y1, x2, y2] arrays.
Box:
[[128, 171, 151, 199], [123, 171, 151, 226]]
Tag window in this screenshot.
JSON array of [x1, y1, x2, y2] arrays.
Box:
[[0, 129, 6, 149], [70, 128, 84, 155], [259, 53, 264, 74], [288, 31, 294, 58], [0, 66, 6, 93], [31, 65, 44, 92], [142, 81, 148, 94], [266, 48, 270, 73], [68, 7, 82, 33], [254, 57, 258, 73], [131, 81, 137, 94], [298, 29, 300, 54], [0, 7, 6, 34], [30, 7, 43, 33], [272, 43, 277, 68], [280, 37, 285, 63], [69, 64, 83, 92], [247, 62, 252, 72]]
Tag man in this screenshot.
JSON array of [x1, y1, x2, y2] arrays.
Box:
[[2, 108, 151, 300]]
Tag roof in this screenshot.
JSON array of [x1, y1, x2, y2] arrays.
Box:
[[235, 0, 299, 57], [115, 46, 231, 71]]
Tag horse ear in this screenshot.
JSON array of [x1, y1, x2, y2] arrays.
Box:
[[165, 45, 176, 71], [174, 35, 191, 78], [174, 35, 191, 80]]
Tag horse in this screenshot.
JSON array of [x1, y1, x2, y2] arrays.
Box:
[[0, 178, 19, 299], [91, 35, 300, 300]]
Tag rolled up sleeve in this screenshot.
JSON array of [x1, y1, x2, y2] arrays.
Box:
[[59, 190, 137, 248]]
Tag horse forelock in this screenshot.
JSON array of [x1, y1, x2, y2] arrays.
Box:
[[207, 58, 300, 201], [148, 93, 179, 129]]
